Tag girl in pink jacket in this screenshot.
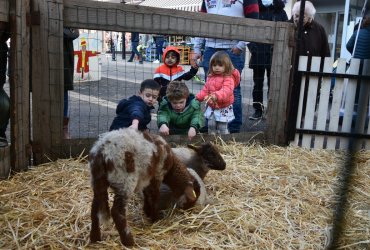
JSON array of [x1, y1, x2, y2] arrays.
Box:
[[196, 51, 240, 135]]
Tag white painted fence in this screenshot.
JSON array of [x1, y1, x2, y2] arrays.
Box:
[[291, 56, 370, 150]]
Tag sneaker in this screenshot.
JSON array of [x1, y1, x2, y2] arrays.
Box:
[[127, 60, 133, 62], [249, 110, 263, 120], [139, 61, 143, 64], [153, 60, 160, 63]]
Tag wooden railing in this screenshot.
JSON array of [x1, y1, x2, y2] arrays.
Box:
[[291, 56, 370, 150]]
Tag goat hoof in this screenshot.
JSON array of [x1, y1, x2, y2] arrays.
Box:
[[90, 232, 101, 243], [121, 233, 135, 247]]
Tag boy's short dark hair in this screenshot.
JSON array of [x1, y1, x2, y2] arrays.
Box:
[[140, 79, 161, 92], [166, 81, 189, 101], [166, 50, 180, 63]]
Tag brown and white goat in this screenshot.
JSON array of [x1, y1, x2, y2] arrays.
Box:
[[158, 142, 226, 210], [88, 128, 197, 247]]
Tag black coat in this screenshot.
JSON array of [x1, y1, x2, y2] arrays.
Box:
[[109, 95, 154, 131], [63, 28, 79, 91], [248, 0, 288, 68]]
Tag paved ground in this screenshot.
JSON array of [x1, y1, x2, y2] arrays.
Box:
[[4, 53, 269, 140], [68, 54, 269, 138]]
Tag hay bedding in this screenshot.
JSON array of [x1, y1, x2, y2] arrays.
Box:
[[0, 142, 369, 249]]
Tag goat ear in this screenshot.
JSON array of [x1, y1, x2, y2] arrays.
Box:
[[187, 144, 199, 151]]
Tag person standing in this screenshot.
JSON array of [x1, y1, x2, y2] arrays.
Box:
[[127, 32, 143, 64], [63, 28, 79, 139], [111, 32, 117, 61], [291, 1, 330, 58], [196, 51, 241, 135], [191, 0, 259, 133], [346, 8, 370, 120], [0, 21, 10, 146], [153, 35, 165, 63], [248, 0, 288, 120], [346, 9, 370, 59]]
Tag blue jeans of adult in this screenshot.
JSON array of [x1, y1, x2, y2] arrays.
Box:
[[202, 47, 245, 133], [128, 41, 142, 62]]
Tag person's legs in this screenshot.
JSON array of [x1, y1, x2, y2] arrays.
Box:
[[112, 44, 116, 61], [226, 49, 245, 133], [250, 66, 265, 120], [133, 42, 143, 63], [208, 118, 217, 135], [63, 91, 70, 139], [217, 122, 229, 135], [0, 42, 9, 145], [155, 39, 164, 62]]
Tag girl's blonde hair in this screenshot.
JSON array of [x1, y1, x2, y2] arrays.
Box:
[[208, 51, 234, 76]]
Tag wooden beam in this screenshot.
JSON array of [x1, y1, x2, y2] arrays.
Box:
[[0, 0, 9, 22], [63, 0, 293, 45]]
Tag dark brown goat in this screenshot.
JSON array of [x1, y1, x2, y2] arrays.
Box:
[[158, 142, 226, 210], [88, 128, 197, 247]]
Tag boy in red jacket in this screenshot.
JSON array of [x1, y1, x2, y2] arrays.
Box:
[[154, 46, 198, 102]]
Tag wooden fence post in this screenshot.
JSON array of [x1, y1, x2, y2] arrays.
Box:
[[266, 22, 294, 145], [31, 0, 64, 164], [9, 0, 31, 172]]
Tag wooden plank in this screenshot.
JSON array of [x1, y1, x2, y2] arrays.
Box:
[[339, 59, 360, 150], [0, 146, 11, 179], [366, 89, 370, 149], [0, 0, 9, 22], [291, 56, 308, 147], [63, 0, 293, 45], [301, 57, 321, 148], [314, 57, 333, 149], [327, 58, 347, 149], [51, 132, 266, 159], [353, 59, 370, 150], [265, 22, 295, 145], [31, 0, 64, 164], [9, 0, 31, 171]]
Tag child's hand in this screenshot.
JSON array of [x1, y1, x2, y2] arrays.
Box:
[[205, 94, 217, 105], [190, 53, 201, 69], [188, 127, 196, 140], [130, 119, 139, 130], [129, 123, 138, 130], [159, 124, 170, 136]]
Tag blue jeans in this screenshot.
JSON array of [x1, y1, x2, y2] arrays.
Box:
[[202, 47, 245, 133]]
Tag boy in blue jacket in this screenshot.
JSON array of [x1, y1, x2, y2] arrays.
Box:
[[110, 79, 160, 131]]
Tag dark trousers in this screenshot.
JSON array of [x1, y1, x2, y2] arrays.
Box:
[[252, 65, 271, 111], [111, 44, 116, 60], [128, 41, 142, 62], [0, 42, 9, 138]]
